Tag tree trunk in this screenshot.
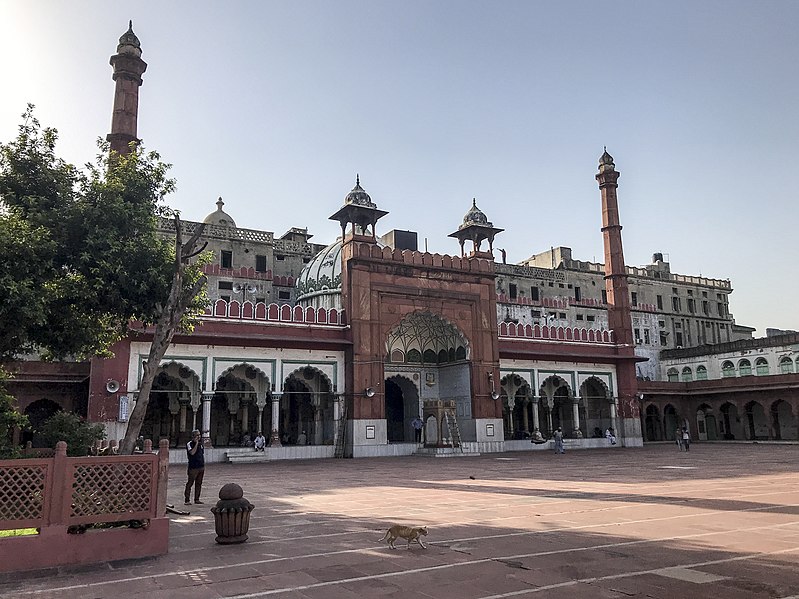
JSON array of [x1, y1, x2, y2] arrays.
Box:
[[119, 216, 206, 454]]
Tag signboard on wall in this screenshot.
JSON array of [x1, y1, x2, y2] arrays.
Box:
[[118, 395, 129, 422]]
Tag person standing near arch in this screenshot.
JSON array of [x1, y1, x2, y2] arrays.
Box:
[[185, 430, 205, 505], [412, 416, 424, 443], [553, 427, 565, 454]]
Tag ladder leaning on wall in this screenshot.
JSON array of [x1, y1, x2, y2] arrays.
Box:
[[443, 411, 463, 453], [334, 401, 348, 458]]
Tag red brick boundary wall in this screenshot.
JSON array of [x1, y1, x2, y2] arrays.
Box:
[[0, 439, 170, 572]]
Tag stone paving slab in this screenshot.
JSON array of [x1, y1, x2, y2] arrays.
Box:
[[2, 444, 799, 598]]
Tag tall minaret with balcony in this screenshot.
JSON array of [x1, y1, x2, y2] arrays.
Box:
[[596, 149, 640, 432], [107, 22, 147, 155], [596, 149, 634, 347]]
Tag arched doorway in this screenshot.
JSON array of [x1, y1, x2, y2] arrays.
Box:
[[385, 311, 471, 441], [384, 375, 419, 443], [580, 377, 611, 438], [212, 364, 269, 447], [696, 403, 718, 441], [501, 374, 533, 439], [540, 376, 573, 436], [771, 400, 796, 440], [143, 370, 188, 446], [385, 379, 404, 442], [744, 401, 768, 440], [664, 404, 679, 441], [644, 404, 662, 441], [283, 366, 334, 445], [720, 402, 742, 440], [142, 363, 201, 446], [23, 399, 63, 447]]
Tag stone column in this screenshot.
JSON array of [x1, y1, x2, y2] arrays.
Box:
[[610, 399, 618, 438], [168, 395, 180, 446], [572, 398, 583, 437], [269, 393, 282, 447], [255, 392, 268, 439], [521, 398, 530, 434], [201, 392, 214, 447], [332, 394, 342, 447], [179, 403, 187, 434], [241, 400, 249, 434], [531, 396, 540, 433]]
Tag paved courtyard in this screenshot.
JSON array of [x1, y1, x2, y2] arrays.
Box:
[[2, 443, 799, 599]]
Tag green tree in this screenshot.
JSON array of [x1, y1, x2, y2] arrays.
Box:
[[0, 106, 209, 453], [39, 411, 106, 457], [0, 368, 29, 459]]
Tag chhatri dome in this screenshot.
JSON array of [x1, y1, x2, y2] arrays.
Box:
[[203, 197, 237, 228], [459, 198, 493, 229], [116, 20, 142, 57], [343, 174, 377, 208]]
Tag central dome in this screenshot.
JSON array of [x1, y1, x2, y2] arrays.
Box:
[[296, 239, 343, 309]]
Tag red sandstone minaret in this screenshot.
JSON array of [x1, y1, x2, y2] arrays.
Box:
[[107, 21, 147, 155], [596, 149, 640, 423], [596, 149, 634, 347]]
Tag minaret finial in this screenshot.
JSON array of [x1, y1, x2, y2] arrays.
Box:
[[473, 198, 477, 207], [129, 20, 133, 30], [356, 173, 360, 187]]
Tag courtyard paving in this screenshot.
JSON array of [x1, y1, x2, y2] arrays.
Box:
[[2, 443, 799, 599]]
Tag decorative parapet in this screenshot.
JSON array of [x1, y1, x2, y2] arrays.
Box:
[[273, 238, 316, 254], [205, 300, 346, 326], [349, 241, 494, 273], [159, 217, 275, 244], [496, 263, 567, 281], [497, 295, 608, 310], [498, 322, 614, 344], [558, 258, 732, 289], [202, 264, 273, 280]]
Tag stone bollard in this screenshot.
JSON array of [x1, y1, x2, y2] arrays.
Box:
[[211, 483, 255, 544]]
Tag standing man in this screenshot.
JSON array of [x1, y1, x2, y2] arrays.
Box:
[[185, 429, 205, 505], [553, 427, 565, 454], [411, 416, 424, 443], [681, 428, 691, 452]]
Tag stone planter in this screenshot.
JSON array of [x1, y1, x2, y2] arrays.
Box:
[[211, 483, 255, 544]]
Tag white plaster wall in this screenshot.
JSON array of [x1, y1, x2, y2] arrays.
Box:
[[127, 341, 345, 392], [500, 358, 617, 397], [660, 343, 798, 380]]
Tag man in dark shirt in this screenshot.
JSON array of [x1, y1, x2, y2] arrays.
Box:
[[185, 429, 205, 505]]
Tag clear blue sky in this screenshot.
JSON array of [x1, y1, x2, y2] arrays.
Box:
[[2, 1, 797, 336]]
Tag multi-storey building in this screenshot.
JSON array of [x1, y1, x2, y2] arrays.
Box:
[[495, 247, 753, 381]]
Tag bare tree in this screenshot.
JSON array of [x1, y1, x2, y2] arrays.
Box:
[[119, 215, 207, 454]]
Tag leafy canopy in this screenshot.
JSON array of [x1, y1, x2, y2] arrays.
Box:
[[0, 106, 196, 361]]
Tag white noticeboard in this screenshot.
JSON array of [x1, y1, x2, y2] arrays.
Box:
[[118, 395, 129, 422]]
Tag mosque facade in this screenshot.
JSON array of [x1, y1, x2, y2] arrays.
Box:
[[8, 24, 798, 460]]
